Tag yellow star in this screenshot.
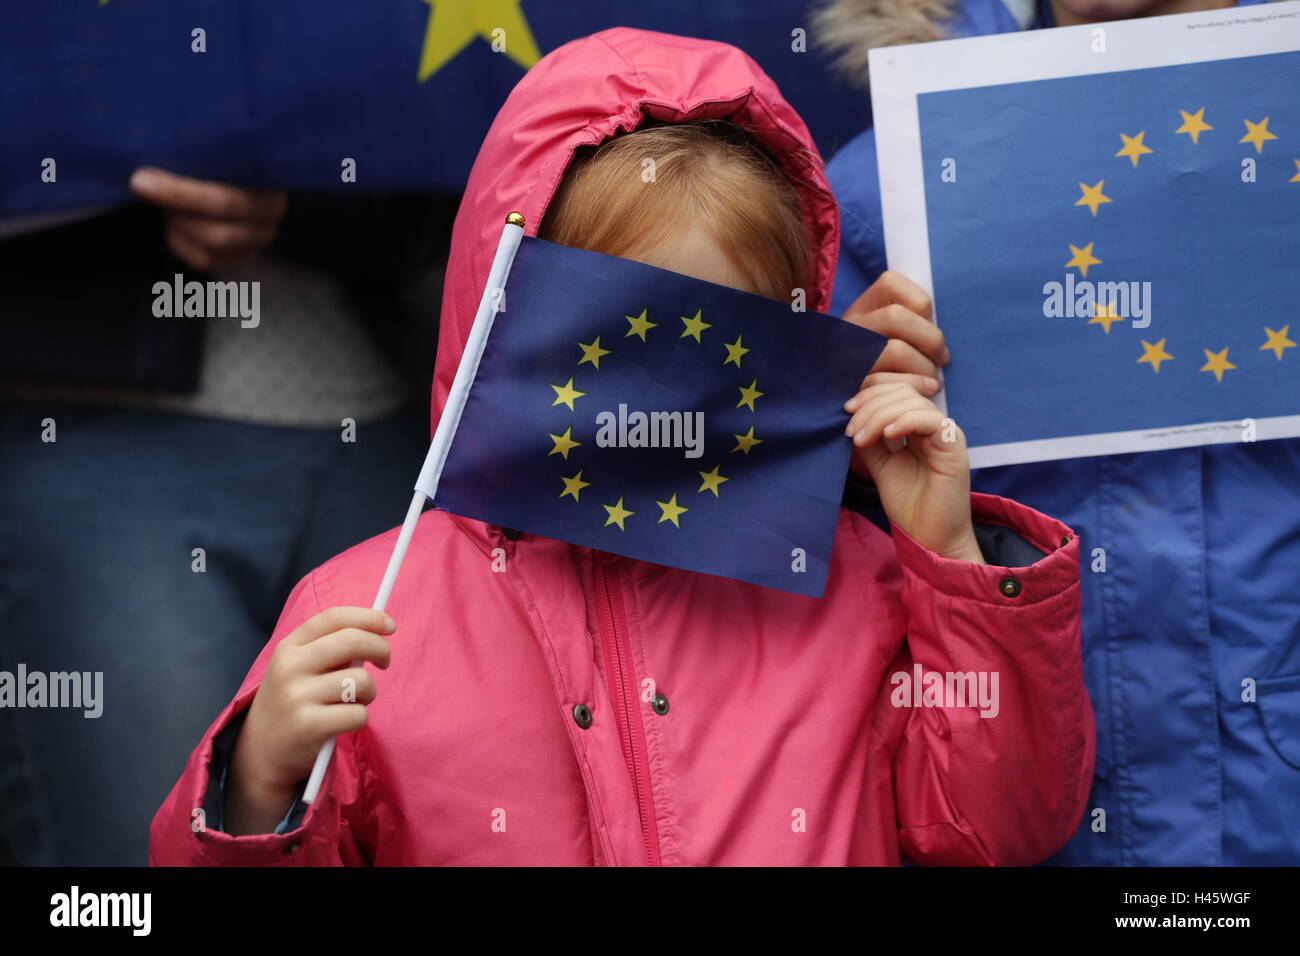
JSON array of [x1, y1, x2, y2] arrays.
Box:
[[731, 426, 763, 455], [417, 0, 542, 81], [577, 336, 610, 370], [1137, 338, 1174, 373], [1289, 159, 1300, 183], [559, 469, 590, 502], [722, 334, 750, 367], [1089, 301, 1125, 335], [547, 426, 581, 460], [679, 309, 712, 342], [1114, 131, 1154, 167], [625, 308, 658, 341], [550, 377, 586, 410], [736, 379, 765, 412], [1239, 117, 1277, 154], [602, 496, 634, 531], [697, 465, 729, 497], [1175, 108, 1213, 144], [1065, 242, 1102, 278], [1075, 180, 1111, 216], [1199, 347, 1237, 383], [1261, 325, 1297, 360], [655, 493, 689, 528]]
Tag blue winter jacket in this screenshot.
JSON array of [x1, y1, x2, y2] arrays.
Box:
[[826, 0, 1300, 864]]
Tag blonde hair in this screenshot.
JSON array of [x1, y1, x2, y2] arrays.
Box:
[[541, 120, 812, 303]]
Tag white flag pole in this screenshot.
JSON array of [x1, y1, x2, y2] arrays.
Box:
[[302, 212, 526, 805]]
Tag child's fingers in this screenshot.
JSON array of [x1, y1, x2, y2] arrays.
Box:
[[845, 382, 929, 429], [310, 702, 371, 740], [883, 408, 953, 443], [844, 380, 912, 415], [845, 383, 924, 428], [869, 270, 935, 321], [859, 371, 942, 396], [858, 303, 948, 367], [302, 627, 393, 672], [865, 339, 939, 382], [846, 393, 912, 436], [841, 270, 935, 324], [849, 392, 931, 448], [304, 667, 378, 706], [852, 401, 920, 449], [289, 607, 395, 646]]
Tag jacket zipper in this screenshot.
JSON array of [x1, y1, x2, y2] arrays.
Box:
[[593, 553, 662, 866]]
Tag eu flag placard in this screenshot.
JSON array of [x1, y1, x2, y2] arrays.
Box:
[[870, 10, 1300, 468], [428, 237, 887, 597]]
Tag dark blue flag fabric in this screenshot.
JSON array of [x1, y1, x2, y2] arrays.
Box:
[[918, 50, 1300, 461], [2, 0, 863, 218], [431, 237, 887, 597]]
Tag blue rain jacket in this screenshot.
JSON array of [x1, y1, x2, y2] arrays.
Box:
[[826, 0, 1300, 864]]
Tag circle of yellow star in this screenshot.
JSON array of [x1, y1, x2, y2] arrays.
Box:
[[1290, 159, 1300, 184], [737, 379, 765, 412], [602, 497, 634, 530], [1239, 117, 1277, 154], [548, 426, 581, 459], [655, 493, 689, 528], [1175, 108, 1213, 144], [1199, 347, 1237, 383], [1137, 338, 1174, 373], [731, 426, 763, 455], [550, 377, 586, 410], [722, 334, 750, 367], [577, 337, 611, 369], [1089, 301, 1125, 335], [1115, 131, 1154, 167], [560, 469, 590, 501], [417, 0, 542, 81], [1075, 180, 1111, 216], [697, 465, 729, 497], [1261, 325, 1296, 360], [679, 309, 712, 342], [625, 308, 658, 341], [1065, 242, 1102, 278]]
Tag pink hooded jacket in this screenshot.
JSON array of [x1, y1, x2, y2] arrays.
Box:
[[150, 28, 1094, 866]]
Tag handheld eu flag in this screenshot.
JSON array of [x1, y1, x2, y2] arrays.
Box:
[[423, 227, 886, 598], [302, 213, 886, 802]]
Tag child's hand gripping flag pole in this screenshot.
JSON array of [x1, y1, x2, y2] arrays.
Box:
[[302, 213, 527, 805]]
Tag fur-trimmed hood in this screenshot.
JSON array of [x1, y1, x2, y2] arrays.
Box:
[[812, 0, 1035, 88]]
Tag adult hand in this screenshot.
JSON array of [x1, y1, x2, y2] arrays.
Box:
[[130, 167, 287, 271]]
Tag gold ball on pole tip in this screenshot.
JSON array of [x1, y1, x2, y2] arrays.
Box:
[[505, 212, 526, 227]]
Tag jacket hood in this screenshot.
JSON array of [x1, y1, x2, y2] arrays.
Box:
[[431, 27, 840, 434]]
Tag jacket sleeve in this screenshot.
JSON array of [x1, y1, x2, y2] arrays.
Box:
[[148, 572, 373, 866], [826, 129, 888, 317], [878, 491, 1095, 866]]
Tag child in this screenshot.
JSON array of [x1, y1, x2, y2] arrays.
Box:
[[817, 0, 1300, 866], [151, 28, 1093, 866]]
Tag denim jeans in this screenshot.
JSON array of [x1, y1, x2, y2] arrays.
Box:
[[0, 401, 428, 864]]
